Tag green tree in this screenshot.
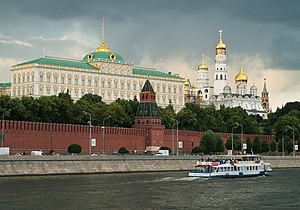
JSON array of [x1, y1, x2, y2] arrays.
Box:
[[175, 108, 198, 131], [53, 93, 75, 124], [22, 96, 40, 121], [159, 105, 176, 129], [270, 141, 277, 152], [106, 102, 131, 127], [200, 130, 224, 154], [225, 135, 242, 151], [273, 115, 300, 141], [261, 141, 270, 153], [118, 147, 129, 154], [7, 98, 27, 121], [252, 136, 262, 154], [191, 146, 202, 154], [115, 98, 139, 125], [68, 144, 82, 154]]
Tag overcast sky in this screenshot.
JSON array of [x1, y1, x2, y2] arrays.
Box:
[[1, 0, 300, 110]]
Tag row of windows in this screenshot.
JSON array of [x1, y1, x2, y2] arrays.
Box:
[[217, 165, 261, 172], [216, 67, 226, 70], [215, 74, 227, 80], [14, 73, 183, 94], [14, 73, 34, 84]]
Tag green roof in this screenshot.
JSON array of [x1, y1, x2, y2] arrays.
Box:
[[132, 68, 182, 79], [141, 79, 155, 93], [82, 52, 125, 62], [0, 82, 11, 87], [135, 102, 160, 118], [14, 57, 97, 69]]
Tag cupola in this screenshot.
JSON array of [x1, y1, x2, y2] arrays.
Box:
[[235, 67, 248, 84]]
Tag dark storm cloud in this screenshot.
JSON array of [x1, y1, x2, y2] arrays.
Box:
[[224, 0, 300, 28], [2, 0, 209, 21], [2, 0, 300, 71], [270, 34, 300, 70], [5, 0, 300, 26]]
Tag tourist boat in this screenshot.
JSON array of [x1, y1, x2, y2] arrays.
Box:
[[188, 155, 272, 178]]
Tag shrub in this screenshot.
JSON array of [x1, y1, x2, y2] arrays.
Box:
[[191, 146, 202, 154], [118, 147, 129, 154], [68, 144, 82, 154]]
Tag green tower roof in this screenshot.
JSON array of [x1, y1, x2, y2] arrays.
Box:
[[141, 79, 155, 93]]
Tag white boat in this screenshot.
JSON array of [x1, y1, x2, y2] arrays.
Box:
[[188, 155, 272, 178]]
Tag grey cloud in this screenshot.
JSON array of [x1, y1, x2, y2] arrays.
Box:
[[269, 34, 300, 70]]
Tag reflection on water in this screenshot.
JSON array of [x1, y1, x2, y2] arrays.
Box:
[[0, 169, 299, 210]]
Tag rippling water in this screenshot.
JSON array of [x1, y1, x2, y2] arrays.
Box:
[[0, 169, 299, 210]]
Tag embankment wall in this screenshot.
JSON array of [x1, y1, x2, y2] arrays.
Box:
[[0, 156, 299, 177]]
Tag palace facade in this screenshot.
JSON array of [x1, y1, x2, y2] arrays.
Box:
[[10, 34, 185, 112]]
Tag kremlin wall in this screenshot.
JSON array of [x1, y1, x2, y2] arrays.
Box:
[[1, 120, 274, 155]]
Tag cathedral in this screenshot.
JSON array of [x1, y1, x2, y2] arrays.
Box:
[[186, 30, 270, 119]]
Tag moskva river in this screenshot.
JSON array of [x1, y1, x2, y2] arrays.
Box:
[[0, 169, 299, 210]]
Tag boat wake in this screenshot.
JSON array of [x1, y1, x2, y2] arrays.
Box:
[[124, 176, 208, 184], [152, 176, 209, 183]]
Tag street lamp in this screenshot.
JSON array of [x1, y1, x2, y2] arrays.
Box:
[[172, 118, 179, 156], [50, 128, 53, 153], [286, 126, 295, 157], [171, 124, 175, 155], [231, 124, 239, 152], [236, 123, 244, 153], [1, 110, 9, 148], [83, 111, 92, 155], [1, 112, 4, 147], [282, 130, 285, 156], [102, 115, 111, 155]]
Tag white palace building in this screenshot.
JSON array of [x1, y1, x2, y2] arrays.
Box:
[[10, 28, 185, 112]]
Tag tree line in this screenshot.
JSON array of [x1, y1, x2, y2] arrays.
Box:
[[0, 94, 299, 152]]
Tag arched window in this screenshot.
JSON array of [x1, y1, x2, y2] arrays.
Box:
[[216, 75, 218, 80], [220, 74, 223, 80]]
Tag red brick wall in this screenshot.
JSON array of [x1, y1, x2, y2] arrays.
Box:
[[0, 120, 274, 154]]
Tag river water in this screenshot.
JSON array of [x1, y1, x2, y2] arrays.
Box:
[[0, 169, 299, 210]]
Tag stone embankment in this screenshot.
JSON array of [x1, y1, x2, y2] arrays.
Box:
[[0, 155, 299, 177]]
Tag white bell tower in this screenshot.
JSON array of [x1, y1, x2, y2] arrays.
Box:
[[213, 29, 228, 95]]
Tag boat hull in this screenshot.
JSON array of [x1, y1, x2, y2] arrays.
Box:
[[188, 170, 270, 178]]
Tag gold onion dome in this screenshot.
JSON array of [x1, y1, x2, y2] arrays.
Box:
[[235, 67, 248, 84], [215, 29, 227, 50], [198, 54, 208, 70]]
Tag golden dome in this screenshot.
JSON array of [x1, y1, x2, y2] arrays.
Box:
[[198, 54, 208, 70], [215, 29, 227, 55], [198, 91, 203, 97], [96, 39, 111, 52], [235, 67, 248, 84]]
